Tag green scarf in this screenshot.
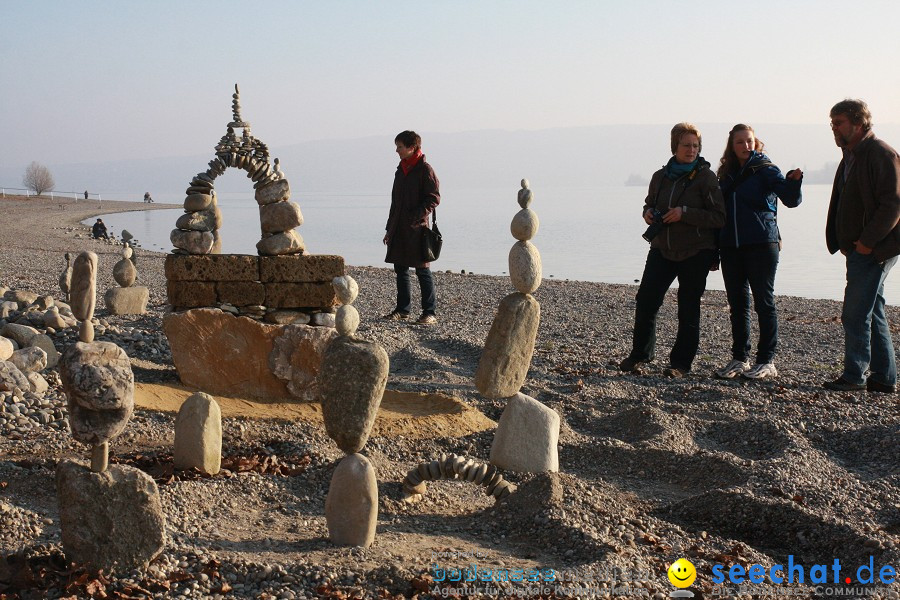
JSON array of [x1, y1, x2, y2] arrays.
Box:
[[664, 157, 699, 180]]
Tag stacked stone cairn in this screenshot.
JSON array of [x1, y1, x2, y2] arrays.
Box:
[[57, 250, 166, 571], [170, 84, 304, 257], [319, 275, 388, 547], [475, 180, 561, 473], [59, 252, 72, 303], [104, 245, 149, 315], [174, 391, 222, 476]]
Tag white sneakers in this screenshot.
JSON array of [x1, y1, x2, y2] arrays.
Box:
[[715, 360, 777, 380], [742, 362, 778, 379], [715, 359, 751, 379]]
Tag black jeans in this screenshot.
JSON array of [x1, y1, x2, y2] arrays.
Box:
[[394, 265, 436, 315], [629, 248, 715, 371], [720, 243, 779, 364]]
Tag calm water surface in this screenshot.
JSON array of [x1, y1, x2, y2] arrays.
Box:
[[90, 184, 898, 304]]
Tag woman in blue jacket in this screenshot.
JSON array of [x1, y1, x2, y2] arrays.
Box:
[[715, 124, 803, 380]]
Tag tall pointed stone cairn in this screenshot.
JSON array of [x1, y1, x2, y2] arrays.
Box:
[[57, 251, 165, 570], [171, 83, 304, 256], [475, 180, 560, 473], [319, 275, 387, 547]]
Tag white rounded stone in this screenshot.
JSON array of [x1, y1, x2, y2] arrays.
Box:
[[510, 208, 539, 241], [336, 305, 360, 337], [122, 246, 133, 259], [332, 275, 359, 305], [508, 241, 542, 294]]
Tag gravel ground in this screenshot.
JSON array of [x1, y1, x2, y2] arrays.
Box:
[[0, 195, 898, 600]]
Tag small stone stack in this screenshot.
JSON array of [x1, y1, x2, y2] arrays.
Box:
[[474, 180, 560, 473], [105, 245, 149, 315], [58, 253, 72, 303], [171, 83, 305, 257], [57, 256, 166, 571], [319, 275, 388, 547]]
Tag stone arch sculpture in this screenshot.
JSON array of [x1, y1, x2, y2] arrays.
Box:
[[170, 84, 305, 256]]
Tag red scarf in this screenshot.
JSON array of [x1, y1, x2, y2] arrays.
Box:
[[400, 150, 423, 175]]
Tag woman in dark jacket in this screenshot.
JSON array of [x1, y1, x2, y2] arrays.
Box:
[[715, 124, 803, 380], [620, 123, 726, 377], [383, 130, 441, 325]]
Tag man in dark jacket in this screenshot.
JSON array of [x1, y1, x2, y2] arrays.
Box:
[[382, 130, 441, 325], [824, 99, 900, 392]]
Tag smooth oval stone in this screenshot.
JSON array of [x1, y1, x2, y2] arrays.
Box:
[[510, 208, 539, 241], [185, 186, 211, 196], [332, 275, 358, 305], [517, 187, 533, 209], [256, 230, 304, 256], [173, 392, 222, 475], [70, 251, 98, 322], [508, 240, 542, 294], [184, 194, 212, 212], [475, 292, 540, 398], [122, 246, 133, 259], [113, 258, 137, 287], [170, 229, 214, 254], [336, 305, 360, 337], [325, 453, 377, 547], [319, 337, 389, 453], [259, 201, 303, 233], [79, 320, 94, 343]]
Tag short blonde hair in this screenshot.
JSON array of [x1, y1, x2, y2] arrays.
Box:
[[670, 122, 702, 155]]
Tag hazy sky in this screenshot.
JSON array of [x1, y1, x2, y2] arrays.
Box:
[[3, 0, 900, 168]]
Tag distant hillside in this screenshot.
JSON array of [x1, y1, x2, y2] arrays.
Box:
[[3, 124, 897, 201]]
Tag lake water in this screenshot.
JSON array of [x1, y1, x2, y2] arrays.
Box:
[[89, 184, 898, 304]]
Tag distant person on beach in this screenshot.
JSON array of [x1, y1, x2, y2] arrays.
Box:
[[91, 218, 109, 240], [823, 99, 900, 393], [83, 190, 88, 201], [144, 192, 153, 203], [382, 130, 440, 325], [619, 123, 725, 378], [713, 124, 803, 381]]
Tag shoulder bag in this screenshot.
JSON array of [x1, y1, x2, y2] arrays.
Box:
[[422, 209, 443, 262]]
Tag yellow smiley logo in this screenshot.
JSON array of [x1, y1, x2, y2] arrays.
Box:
[[667, 558, 697, 588]]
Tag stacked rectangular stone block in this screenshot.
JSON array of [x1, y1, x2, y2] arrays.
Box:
[[165, 254, 344, 312]]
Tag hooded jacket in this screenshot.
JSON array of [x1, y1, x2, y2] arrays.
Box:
[[718, 151, 802, 248], [826, 131, 900, 262], [643, 158, 725, 261]]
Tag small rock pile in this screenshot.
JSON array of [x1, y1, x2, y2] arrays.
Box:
[[474, 179, 561, 473], [105, 245, 149, 315], [319, 275, 389, 547]]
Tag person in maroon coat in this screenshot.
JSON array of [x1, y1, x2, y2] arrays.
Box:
[[383, 130, 441, 325]]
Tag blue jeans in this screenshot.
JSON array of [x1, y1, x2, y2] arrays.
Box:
[[840, 251, 897, 386], [720, 243, 779, 364], [629, 248, 714, 371], [394, 265, 436, 315]]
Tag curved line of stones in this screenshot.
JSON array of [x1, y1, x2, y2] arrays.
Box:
[[402, 453, 516, 502]]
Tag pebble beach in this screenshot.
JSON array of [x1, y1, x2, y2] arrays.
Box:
[[0, 194, 898, 599]]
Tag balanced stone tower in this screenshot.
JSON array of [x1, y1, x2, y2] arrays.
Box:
[[475, 180, 560, 473], [105, 245, 149, 315], [57, 251, 166, 570], [319, 275, 388, 547], [170, 84, 304, 257], [58, 252, 72, 303]]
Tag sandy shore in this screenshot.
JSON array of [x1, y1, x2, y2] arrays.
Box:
[[0, 194, 898, 599]]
